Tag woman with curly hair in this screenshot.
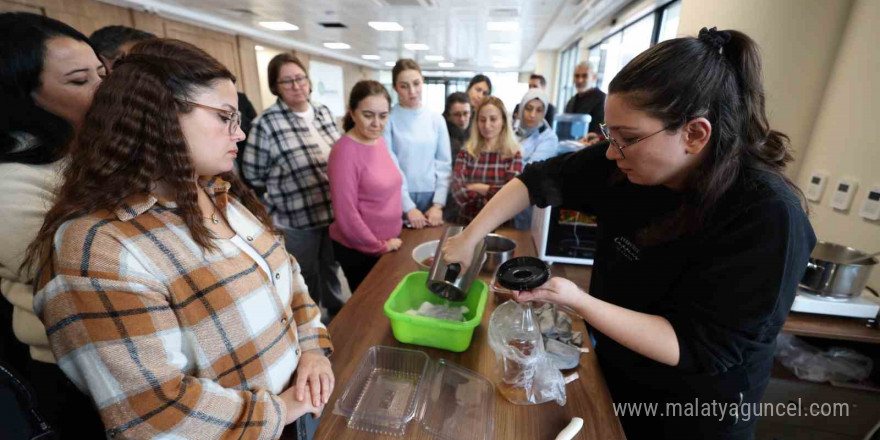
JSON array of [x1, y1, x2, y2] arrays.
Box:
[[27, 39, 332, 439]]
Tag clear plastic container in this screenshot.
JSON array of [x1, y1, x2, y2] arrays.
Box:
[[333, 346, 430, 436], [418, 359, 495, 440], [334, 346, 495, 439]]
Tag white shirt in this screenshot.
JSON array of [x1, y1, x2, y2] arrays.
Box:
[[293, 104, 332, 158]]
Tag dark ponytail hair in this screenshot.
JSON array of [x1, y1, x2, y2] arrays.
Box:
[[343, 80, 391, 131], [609, 27, 805, 237], [467, 74, 492, 95], [0, 12, 100, 164]]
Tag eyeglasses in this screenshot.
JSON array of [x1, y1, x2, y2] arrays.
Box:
[[277, 76, 309, 88], [188, 102, 242, 136], [599, 123, 673, 159]]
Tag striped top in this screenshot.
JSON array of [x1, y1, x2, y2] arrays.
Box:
[[34, 177, 332, 439]]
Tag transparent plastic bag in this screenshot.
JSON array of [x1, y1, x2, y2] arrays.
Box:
[[488, 300, 566, 406], [775, 334, 873, 383]]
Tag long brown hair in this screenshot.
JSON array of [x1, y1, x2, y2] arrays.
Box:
[[464, 96, 520, 159], [609, 27, 806, 238], [25, 38, 272, 274]]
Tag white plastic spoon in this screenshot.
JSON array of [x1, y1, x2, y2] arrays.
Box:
[[555, 417, 584, 440]]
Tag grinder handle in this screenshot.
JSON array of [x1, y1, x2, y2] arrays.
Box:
[[445, 263, 461, 283]]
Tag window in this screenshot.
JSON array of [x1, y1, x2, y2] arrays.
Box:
[[657, 0, 682, 42], [555, 41, 580, 110], [588, 0, 681, 93]]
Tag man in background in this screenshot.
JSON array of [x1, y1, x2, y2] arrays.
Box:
[[513, 74, 555, 127], [564, 62, 605, 136], [90, 25, 155, 71]]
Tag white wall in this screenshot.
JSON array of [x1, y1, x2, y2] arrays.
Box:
[[794, 0, 880, 289], [677, 0, 853, 178], [534, 50, 559, 104]]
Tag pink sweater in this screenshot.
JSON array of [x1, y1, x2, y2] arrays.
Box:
[[328, 135, 403, 255]]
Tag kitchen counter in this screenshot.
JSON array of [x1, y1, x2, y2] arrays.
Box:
[[300, 227, 626, 440]]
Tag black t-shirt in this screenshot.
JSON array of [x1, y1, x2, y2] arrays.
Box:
[[518, 143, 816, 438], [564, 88, 605, 134]]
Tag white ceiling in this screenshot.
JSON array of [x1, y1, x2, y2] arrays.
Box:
[[105, 0, 590, 71]]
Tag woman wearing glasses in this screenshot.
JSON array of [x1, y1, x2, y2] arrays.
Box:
[[242, 53, 346, 320], [27, 39, 333, 439], [443, 28, 815, 439]]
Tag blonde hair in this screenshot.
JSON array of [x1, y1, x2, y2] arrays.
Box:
[[465, 96, 520, 159]]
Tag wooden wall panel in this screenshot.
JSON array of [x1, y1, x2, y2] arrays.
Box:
[[0, 0, 45, 14], [130, 9, 165, 37], [164, 21, 243, 92], [47, 0, 132, 37], [236, 36, 263, 110]]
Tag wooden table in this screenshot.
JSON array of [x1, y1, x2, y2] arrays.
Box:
[[782, 312, 880, 344], [306, 227, 626, 440]]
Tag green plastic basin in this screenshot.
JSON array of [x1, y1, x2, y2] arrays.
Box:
[[383, 271, 488, 352]]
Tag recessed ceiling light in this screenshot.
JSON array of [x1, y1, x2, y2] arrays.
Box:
[[385, 61, 396, 67], [404, 43, 429, 51], [324, 42, 351, 50], [254, 45, 265, 51], [487, 21, 519, 32], [369, 21, 404, 31], [424, 55, 444, 61], [362, 54, 381, 60], [492, 56, 510, 62], [438, 62, 455, 68], [489, 43, 513, 50], [259, 21, 299, 31]]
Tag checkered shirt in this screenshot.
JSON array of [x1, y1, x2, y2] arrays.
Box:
[[451, 149, 523, 224], [242, 100, 341, 229], [34, 177, 332, 439]]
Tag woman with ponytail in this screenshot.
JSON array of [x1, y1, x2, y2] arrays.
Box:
[[328, 80, 403, 291], [442, 28, 815, 439], [27, 39, 333, 439]]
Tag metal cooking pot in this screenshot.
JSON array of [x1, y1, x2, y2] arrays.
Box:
[[482, 234, 517, 273], [800, 241, 877, 298]]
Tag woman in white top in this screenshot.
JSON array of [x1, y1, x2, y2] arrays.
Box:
[[384, 58, 452, 229]]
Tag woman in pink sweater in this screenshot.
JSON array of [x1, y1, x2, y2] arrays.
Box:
[[329, 80, 403, 291]]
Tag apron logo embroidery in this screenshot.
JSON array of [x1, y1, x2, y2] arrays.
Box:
[[614, 236, 641, 262]]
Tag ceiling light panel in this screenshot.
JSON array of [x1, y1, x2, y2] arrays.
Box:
[[487, 21, 519, 32], [369, 21, 404, 31], [259, 21, 299, 31]]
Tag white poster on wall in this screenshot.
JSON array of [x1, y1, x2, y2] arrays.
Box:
[[308, 60, 345, 117]]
